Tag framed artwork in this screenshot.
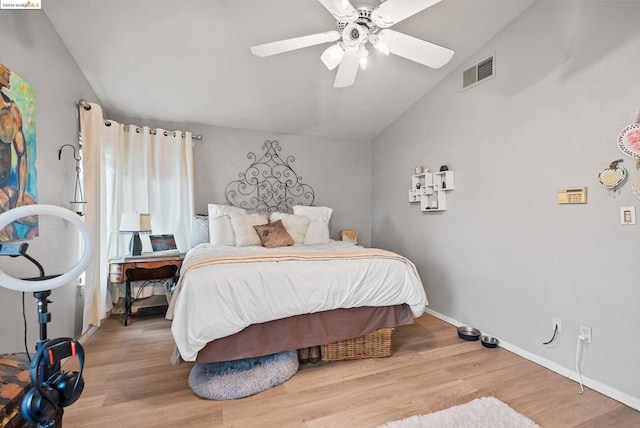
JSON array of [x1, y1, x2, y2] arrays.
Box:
[[0, 62, 38, 241]]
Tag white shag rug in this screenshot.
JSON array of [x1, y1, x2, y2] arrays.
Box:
[[381, 397, 540, 428]]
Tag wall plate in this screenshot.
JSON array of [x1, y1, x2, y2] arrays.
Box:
[[620, 206, 636, 225]]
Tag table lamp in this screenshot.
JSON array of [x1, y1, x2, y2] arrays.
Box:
[[120, 213, 151, 256]]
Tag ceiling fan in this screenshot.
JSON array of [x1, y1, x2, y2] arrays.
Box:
[[250, 0, 454, 88]]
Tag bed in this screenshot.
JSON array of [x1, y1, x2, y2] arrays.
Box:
[[167, 142, 426, 364], [167, 204, 427, 364]]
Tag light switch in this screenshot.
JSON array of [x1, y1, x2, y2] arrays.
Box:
[[621, 207, 636, 225]]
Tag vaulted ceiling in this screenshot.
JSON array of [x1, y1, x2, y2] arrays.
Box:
[[44, 0, 534, 141]]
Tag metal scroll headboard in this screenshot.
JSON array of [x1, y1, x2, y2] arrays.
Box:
[[225, 140, 315, 213]]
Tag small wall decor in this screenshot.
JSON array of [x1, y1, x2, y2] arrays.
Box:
[[617, 123, 640, 159], [597, 159, 627, 192], [617, 115, 640, 168], [0, 62, 38, 241], [225, 140, 315, 213], [58, 144, 86, 215]]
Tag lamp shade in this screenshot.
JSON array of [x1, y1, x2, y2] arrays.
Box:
[[119, 213, 151, 232]]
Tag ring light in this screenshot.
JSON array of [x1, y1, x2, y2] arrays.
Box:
[[0, 204, 94, 292]]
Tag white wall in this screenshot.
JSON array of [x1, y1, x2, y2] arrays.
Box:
[[0, 11, 100, 353], [372, 1, 640, 405], [106, 116, 373, 247]]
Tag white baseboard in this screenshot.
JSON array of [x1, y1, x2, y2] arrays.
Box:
[[424, 308, 640, 411], [76, 311, 111, 345]]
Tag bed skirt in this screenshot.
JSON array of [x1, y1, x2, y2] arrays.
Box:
[[195, 305, 414, 364]]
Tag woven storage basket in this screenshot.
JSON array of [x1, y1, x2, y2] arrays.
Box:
[[321, 328, 393, 361]]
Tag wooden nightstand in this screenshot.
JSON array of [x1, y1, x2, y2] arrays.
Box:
[[109, 254, 185, 325]]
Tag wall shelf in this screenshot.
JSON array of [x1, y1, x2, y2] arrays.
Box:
[[408, 171, 454, 212]]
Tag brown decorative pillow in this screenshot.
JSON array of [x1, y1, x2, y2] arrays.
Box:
[[253, 220, 294, 248]]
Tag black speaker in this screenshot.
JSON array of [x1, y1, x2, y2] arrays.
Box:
[[20, 337, 85, 425]]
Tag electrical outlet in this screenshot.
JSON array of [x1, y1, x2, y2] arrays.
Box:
[[579, 325, 592, 343], [552, 317, 562, 334]]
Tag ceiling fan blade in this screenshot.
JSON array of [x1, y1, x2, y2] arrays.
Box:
[[317, 0, 358, 22], [251, 31, 341, 57], [372, 0, 442, 28], [334, 48, 359, 88], [380, 29, 453, 69]]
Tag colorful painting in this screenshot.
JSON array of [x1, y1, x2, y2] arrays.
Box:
[[0, 62, 38, 241]]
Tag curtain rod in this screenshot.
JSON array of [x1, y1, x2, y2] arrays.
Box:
[[78, 99, 203, 141]]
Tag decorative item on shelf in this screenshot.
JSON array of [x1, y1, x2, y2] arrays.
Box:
[[597, 159, 627, 192], [422, 167, 430, 173], [415, 166, 423, 174], [120, 213, 151, 256], [58, 144, 86, 216], [439, 165, 448, 172], [416, 183, 421, 189]]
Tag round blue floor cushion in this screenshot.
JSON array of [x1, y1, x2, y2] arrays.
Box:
[[188, 351, 299, 400]]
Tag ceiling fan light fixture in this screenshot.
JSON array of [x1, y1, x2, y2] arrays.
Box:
[[321, 44, 345, 70], [359, 56, 368, 71], [371, 34, 390, 55], [253, 0, 450, 87], [358, 45, 369, 70]]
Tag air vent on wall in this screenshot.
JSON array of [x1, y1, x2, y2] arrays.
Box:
[[462, 55, 495, 90]]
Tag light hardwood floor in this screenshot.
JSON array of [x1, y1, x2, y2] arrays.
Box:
[[61, 314, 640, 427]]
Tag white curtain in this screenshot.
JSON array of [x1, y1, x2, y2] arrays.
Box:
[[80, 103, 194, 333]]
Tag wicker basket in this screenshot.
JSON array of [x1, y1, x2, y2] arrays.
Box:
[[321, 328, 393, 361]]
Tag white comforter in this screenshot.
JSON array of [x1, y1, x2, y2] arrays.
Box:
[[169, 241, 427, 361]]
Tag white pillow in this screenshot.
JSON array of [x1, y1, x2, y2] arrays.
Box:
[[292, 205, 333, 245], [269, 212, 310, 244], [229, 212, 269, 247], [190, 214, 209, 248], [207, 204, 246, 246]]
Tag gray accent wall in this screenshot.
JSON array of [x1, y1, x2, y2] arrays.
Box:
[[372, 1, 640, 405], [191, 127, 372, 246], [0, 11, 99, 353]]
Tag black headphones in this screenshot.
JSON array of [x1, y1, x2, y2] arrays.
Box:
[[20, 337, 85, 425]]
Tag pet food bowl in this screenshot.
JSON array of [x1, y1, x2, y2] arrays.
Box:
[[481, 335, 499, 348], [457, 326, 481, 341]]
